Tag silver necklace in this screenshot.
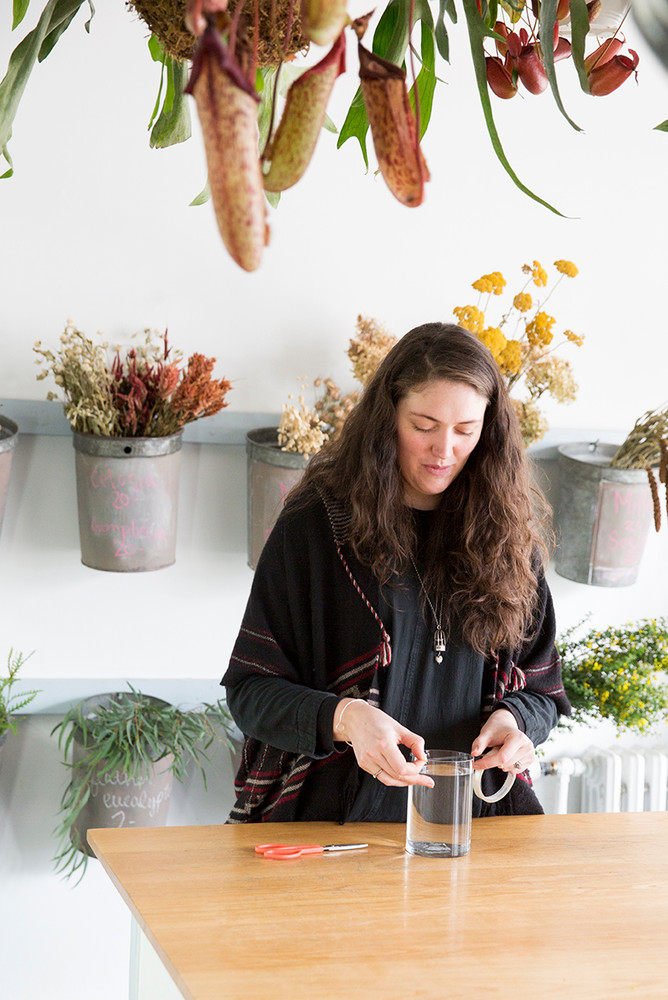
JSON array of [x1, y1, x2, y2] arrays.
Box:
[[410, 558, 446, 663]]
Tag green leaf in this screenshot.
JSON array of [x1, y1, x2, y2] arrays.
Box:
[[40, 0, 93, 61], [461, 0, 565, 216], [148, 33, 164, 62], [435, 0, 453, 61], [409, 21, 437, 141], [336, 87, 370, 166], [190, 177, 210, 205], [374, 0, 411, 65], [150, 57, 191, 148], [539, 0, 581, 131], [654, 119, 668, 132], [569, 0, 591, 94], [13, 0, 31, 30], [0, 0, 91, 178]]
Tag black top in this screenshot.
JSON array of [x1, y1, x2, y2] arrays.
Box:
[[222, 488, 569, 823], [347, 509, 485, 821]]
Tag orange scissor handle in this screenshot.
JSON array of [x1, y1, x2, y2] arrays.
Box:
[[254, 843, 324, 860]]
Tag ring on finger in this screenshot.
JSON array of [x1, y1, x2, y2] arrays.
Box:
[[373, 767, 383, 779], [514, 760, 524, 771]]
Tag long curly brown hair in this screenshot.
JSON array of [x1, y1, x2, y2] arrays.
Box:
[[293, 323, 551, 653]]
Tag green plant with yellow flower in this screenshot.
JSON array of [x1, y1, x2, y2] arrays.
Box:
[[558, 617, 668, 734], [453, 259, 584, 446]]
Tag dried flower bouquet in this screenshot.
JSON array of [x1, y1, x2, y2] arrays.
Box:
[[278, 315, 396, 457], [453, 258, 583, 446], [34, 322, 232, 438]]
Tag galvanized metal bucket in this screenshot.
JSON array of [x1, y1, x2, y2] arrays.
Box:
[[246, 428, 308, 570], [0, 415, 18, 537], [555, 442, 654, 587], [72, 431, 182, 572], [70, 693, 174, 858]]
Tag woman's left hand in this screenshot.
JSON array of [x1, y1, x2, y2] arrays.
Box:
[[470, 708, 535, 774]]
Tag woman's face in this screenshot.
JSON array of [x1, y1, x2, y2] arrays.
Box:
[[395, 378, 488, 510]]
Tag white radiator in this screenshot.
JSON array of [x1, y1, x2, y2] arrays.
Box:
[[531, 747, 668, 815]]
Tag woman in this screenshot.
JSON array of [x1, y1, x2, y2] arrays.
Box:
[[223, 323, 570, 822]]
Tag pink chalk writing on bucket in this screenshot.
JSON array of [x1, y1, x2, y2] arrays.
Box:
[[89, 466, 161, 510]]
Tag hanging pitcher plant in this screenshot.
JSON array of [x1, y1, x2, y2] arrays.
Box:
[[0, 0, 650, 271]]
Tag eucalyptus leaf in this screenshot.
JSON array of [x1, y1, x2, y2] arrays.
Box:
[[540, 0, 582, 132], [461, 0, 565, 216], [0, 0, 91, 177], [654, 119, 668, 131]]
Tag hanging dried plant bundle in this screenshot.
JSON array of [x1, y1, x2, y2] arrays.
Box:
[[647, 468, 661, 532], [610, 405, 668, 470], [612, 404, 668, 533], [129, 0, 308, 65]]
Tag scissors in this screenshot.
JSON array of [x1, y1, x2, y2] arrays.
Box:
[[254, 842, 368, 860]]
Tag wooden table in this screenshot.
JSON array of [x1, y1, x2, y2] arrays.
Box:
[[88, 813, 668, 1000]]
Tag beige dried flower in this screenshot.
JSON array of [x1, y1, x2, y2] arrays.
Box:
[[278, 394, 327, 457], [279, 315, 396, 458], [348, 315, 397, 387]]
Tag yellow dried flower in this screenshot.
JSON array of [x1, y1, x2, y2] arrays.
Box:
[[472, 271, 506, 295], [522, 260, 548, 287], [452, 257, 581, 446], [526, 311, 555, 347], [554, 259, 578, 277], [498, 339, 522, 375], [477, 326, 507, 360], [513, 292, 532, 313], [453, 305, 485, 335]]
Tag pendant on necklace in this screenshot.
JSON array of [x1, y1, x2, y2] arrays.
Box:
[[434, 627, 446, 664]]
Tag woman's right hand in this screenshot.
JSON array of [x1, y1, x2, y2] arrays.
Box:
[[333, 698, 434, 788]]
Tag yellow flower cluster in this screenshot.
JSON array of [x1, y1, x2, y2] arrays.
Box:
[[472, 271, 506, 295], [558, 617, 668, 734], [453, 258, 583, 446]]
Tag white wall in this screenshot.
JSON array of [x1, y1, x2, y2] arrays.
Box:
[[1, 3, 668, 999]]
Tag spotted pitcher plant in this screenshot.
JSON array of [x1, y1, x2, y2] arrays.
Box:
[[0, 0, 653, 271], [184, 0, 430, 269]]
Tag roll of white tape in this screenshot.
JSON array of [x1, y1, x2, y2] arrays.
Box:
[[472, 748, 516, 804]]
